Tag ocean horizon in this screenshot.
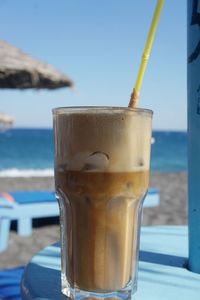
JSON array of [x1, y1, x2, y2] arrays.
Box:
[[0, 128, 187, 177]]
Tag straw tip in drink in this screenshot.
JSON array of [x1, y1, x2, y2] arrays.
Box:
[[128, 89, 139, 108]]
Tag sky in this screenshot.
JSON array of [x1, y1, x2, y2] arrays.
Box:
[[0, 0, 187, 130]]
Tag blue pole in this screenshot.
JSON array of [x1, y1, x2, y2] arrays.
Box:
[[188, 0, 200, 273]]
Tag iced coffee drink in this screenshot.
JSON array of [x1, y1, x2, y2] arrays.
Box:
[[53, 107, 152, 299]]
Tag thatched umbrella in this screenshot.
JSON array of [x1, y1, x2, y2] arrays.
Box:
[[0, 112, 14, 131], [0, 40, 73, 89]]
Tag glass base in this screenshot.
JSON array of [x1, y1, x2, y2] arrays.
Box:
[[61, 276, 137, 300]]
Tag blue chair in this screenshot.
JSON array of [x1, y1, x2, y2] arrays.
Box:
[[0, 266, 24, 300]]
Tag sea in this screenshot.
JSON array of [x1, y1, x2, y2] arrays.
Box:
[[0, 129, 187, 177]]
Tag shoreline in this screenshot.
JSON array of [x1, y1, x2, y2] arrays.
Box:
[[0, 170, 187, 188]]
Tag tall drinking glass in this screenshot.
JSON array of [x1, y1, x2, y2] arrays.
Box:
[[53, 107, 152, 300]]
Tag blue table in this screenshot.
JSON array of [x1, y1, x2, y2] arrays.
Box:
[[21, 226, 200, 300]]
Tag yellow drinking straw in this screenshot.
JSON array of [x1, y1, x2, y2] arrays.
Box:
[[128, 0, 165, 108]]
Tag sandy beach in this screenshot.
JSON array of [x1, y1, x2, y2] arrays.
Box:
[[0, 172, 187, 269]]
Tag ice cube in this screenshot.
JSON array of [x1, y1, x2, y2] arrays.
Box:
[[82, 151, 109, 171], [68, 152, 90, 170]]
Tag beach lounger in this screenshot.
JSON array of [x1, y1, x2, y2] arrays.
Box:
[[0, 191, 59, 253], [0, 188, 159, 253]]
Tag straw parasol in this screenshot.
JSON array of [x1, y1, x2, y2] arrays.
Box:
[[0, 40, 73, 89]]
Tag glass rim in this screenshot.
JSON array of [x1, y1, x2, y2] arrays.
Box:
[[52, 106, 153, 116]]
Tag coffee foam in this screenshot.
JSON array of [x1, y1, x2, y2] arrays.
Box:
[[54, 110, 152, 172]]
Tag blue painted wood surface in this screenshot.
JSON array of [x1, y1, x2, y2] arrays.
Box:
[[188, 0, 200, 273], [21, 226, 200, 300]]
